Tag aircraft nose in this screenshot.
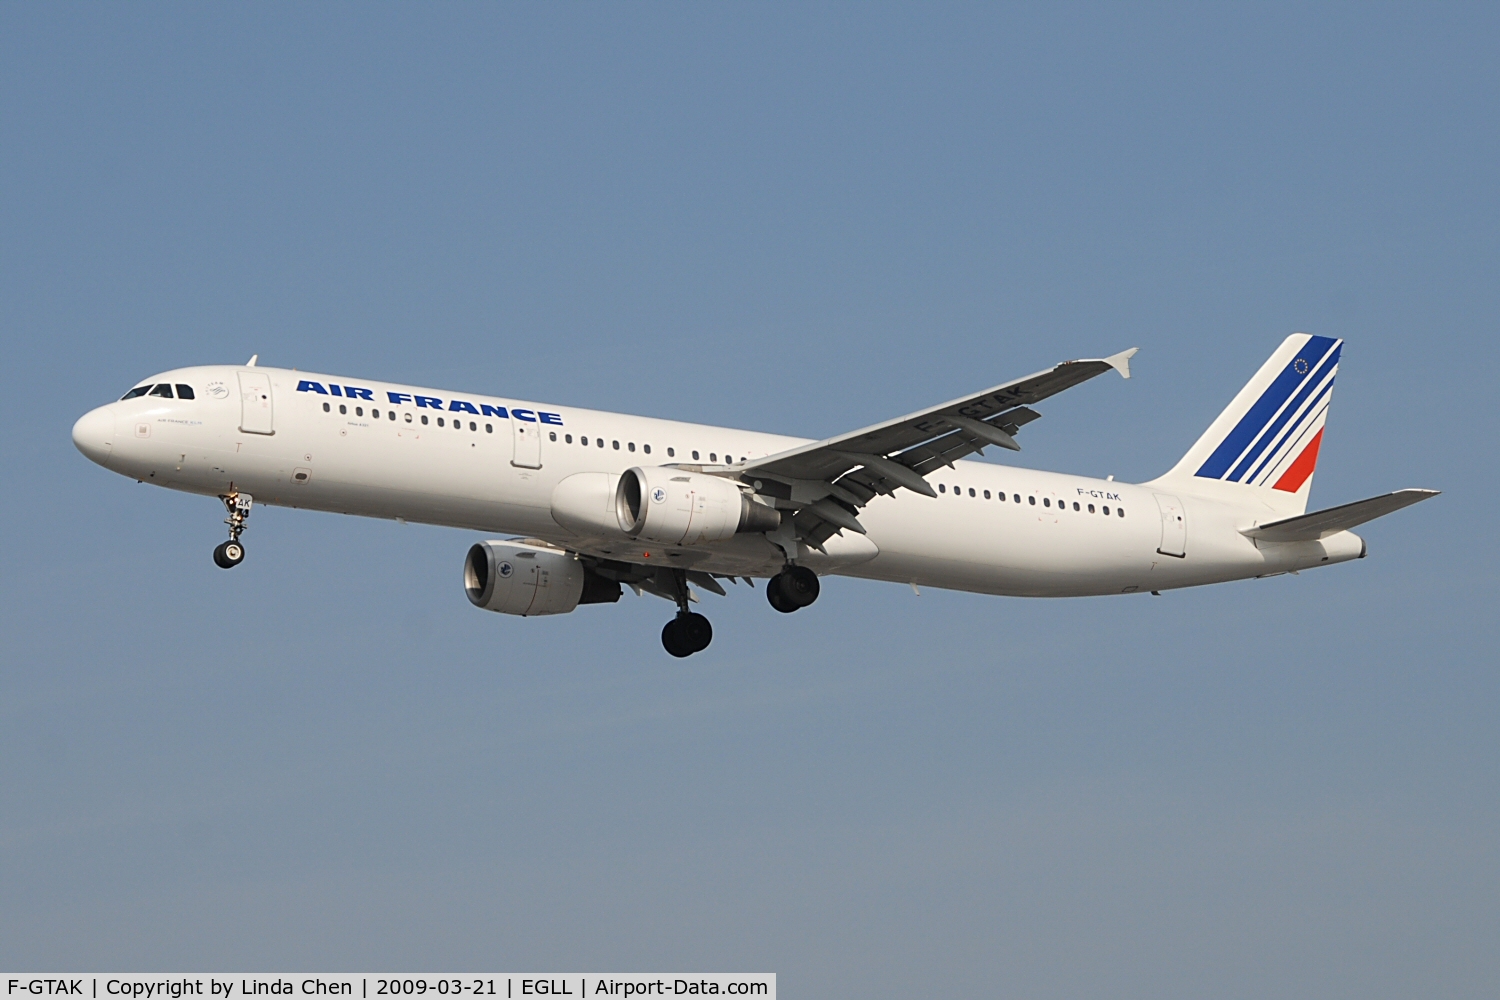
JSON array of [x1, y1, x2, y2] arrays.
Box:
[[72, 405, 116, 467]]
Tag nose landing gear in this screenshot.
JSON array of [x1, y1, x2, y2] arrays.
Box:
[[660, 568, 714, 657], [213, 492, 253, 569], [767, 565, 819, 613]]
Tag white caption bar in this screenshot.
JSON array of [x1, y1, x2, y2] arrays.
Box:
[[2, 978, 774, 1000]]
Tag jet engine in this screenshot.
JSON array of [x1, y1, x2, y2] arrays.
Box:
[[615, 467, 781, 546], [464, 540, 620, 616]]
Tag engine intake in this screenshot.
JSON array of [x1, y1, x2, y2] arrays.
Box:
[[615, 467, 781, 546]]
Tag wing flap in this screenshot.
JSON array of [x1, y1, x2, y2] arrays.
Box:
[[1244, 488, 1439, 542]]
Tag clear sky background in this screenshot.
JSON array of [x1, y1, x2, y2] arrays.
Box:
[[2, 4, 1496, 996]]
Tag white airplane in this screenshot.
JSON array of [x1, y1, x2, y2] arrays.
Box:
[[73, 334, 1436, 656]]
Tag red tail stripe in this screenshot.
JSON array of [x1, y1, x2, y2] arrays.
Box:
[[1272, 428, 1323, 493]]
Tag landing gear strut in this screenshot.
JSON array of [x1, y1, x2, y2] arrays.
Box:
[[660, 568, 713, 657], [767, 565, 819, 613], [213, 492, 252, 569]]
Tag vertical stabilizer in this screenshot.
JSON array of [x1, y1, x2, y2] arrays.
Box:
[[1148, 334, 1341, 517]]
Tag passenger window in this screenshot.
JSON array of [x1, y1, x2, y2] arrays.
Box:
[[322, 402, 330, 412], [486, 423, 493, 433], [613, 440, 620, 450], [628, 442, 635, 452], [1088, 504, 1095, 513], [549, 431, 556, 440], [968, 488, 976, 497], [149, 384, 174, 398], [437, 417, 444, 427], [175, 384, 195, 399], [389, 411, 396, 421], [1103, 506, 1110, 515], [1073, 502, 1080, 511], [356, 407, 363, 416], [939, 484, 946, 493], [580, 436, 588, 446], [470, 421, 477, 431], [1043, 497, 1051, 507], [710, 453, 717, 462], [643, 444, 651, 454], [983, 490, 990, 499], [339, 404, 347, 414], [597, 438, 604, 447], [1117, 508, 1125, 517], [421, 414, 428, 425], [692, 451, 700, 460], [565, 434, 573, 443], [667, 447, 674, 457], [1012, 494, 1020, 503], [405, 413, 413, 423], [1028, 495, 1036, 505], [121, 385, 152, 400], [371, 409, 379, 419]]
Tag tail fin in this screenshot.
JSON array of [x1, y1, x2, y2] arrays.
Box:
[[1149, 333, 1342, 516]]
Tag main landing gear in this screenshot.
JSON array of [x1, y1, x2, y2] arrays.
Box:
[[213, 492, 252, 569], [660, 568, 713, 658], [767, 565, 819, 614]]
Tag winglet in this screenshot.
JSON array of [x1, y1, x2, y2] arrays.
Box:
[[1104, 347, 1138, 379], [246, 354, 259, 367]]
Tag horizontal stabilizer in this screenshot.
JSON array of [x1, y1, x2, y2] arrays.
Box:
[[1243, 489, 1439, 542]]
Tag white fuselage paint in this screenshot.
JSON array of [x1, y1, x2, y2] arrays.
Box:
[[73, 365, 1364, 597]]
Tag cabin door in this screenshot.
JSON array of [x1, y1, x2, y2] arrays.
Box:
[[1154, 494, 1187, 558], [512, 418, 542, 469], [237, 371, 274, 435]]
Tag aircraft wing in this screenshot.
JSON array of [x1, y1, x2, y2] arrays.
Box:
[[1243, 488, 1440, 542], [703, 348, 1138, 550]]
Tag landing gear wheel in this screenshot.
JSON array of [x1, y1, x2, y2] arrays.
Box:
[[767, 579, 799, 613], [768, 566, 820, 611], [213, 540, 245, 569], [662, 612, 713, 657]]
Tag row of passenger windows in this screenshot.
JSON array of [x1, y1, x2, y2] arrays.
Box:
[[122, 383, 195, 400], [938, 482, 1125, 517], [322, 400, 495, 431], [553, 434, 746, 463], [319, 401, 752, 462]]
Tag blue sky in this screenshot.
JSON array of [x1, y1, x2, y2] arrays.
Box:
[[2, 4, 1496, 996]]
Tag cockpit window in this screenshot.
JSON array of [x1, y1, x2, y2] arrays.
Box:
[[148, 384, 174, 398], [121, 385, 152, 400], [175, 384, 195, 399]]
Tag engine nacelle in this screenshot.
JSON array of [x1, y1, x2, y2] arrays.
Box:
[[615, 467, 781, 546], [464, 540, 620, 616]]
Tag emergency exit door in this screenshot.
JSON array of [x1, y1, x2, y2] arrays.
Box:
[[1154, 494, 1186, 558], [237, 371, 274, 435]]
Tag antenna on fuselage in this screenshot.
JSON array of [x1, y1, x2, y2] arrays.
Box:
[[246, 354, 258, 366]]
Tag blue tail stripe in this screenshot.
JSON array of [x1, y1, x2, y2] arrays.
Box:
[[1244, 369, 1337, 484], [1227, 342, 1341, 482], [1195, 335, 1339, 480]]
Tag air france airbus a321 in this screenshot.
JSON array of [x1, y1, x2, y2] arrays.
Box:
[[73, 335, 1436, 656]]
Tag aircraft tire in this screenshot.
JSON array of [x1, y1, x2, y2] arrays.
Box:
[[678, 612, 712, 652], [661, 618, 691, 657], [767, 575, 800, 613], [214, 540, 245, 569], [783, 566, 820, 607]]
